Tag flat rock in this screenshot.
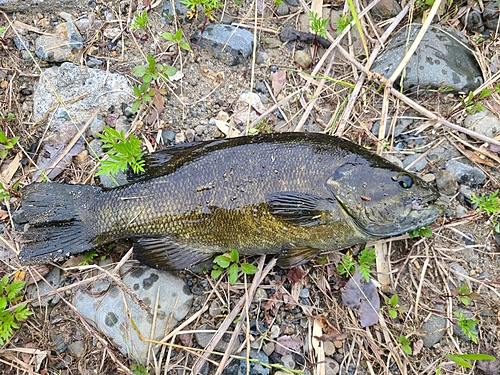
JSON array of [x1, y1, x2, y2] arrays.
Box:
[[33, 62, 133, 131], [192, 24, 254, 58], [372, 24, 483, 95], [74, 264, 193, 359], [484, 2, 500, 31], [445, 159, 486, 185]]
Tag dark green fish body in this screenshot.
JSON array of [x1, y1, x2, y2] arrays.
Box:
[[20, 132, 443, 269]]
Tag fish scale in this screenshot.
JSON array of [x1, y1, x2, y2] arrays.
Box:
[[19, 132, 444, 269]]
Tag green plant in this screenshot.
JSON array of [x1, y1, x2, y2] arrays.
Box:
[[131, 54, 176, 113], [131, 363, 149, 375], [384, 294, 407, 319], [453, 284, 479, 306], [0, 275, 33, 345], [337, 247, 376, 282], [96, 126, 145, 177], [398, 335, 412, 355], [445, 353, 495, 369], [211, 249, 259, 285], [78, 251, 106, 266], [409, 226, 433, 238], [0, 111, 19, 160], [454, 312, 479, 343], [182, 0, 223, 21], [461, 90, 489, 114], [309, 11, 329, 39], [471, 190, 500, 232], [130, 10, 149, 30], [335, 13, 353, 34], [161, 29, 191, 51], [0, 183, 10, 201]]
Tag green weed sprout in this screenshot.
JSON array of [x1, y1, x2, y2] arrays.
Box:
[[409, 226, 433, 238], [130, 10, 149, 30], [309, 11, 329, 39], [337, 247, 376, 282], [471, 190, 500, 232], [335, 13, 353, 34], [0, 111, 19, 160], [454, 312, 479, 343], [212, 249, 259, 285], [162, 29, 191, 51], [0, 275, 33, 345], [384, 294, 407, 319], [182, 0, 223, 21], [96, 126, 145, 177], [398, 335, 412, 355]]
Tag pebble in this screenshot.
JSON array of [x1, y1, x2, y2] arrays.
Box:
[[161, 0, 190, 25], [13, 35, 30, 51], [370, 0, 402, 19], [421, 304, 447, 348], [461, 9, 483, 32], [445, 159, 486, 185], [325, 357, 340, 375], [175, 131, 186, 144], [209, 300, 223, 317], [276, 2, 289, 16], [402, 154, 427, 172], [256, 52, 269, 65], [281, 354, 295, 369], [186, 128, 195, 142], [435, 170, 458, 196], [26, 267, 62, 307], [463, 109, 500, 139], [294, 50, 312, 69], [262, 342, 275, 356], [66, 341, 85, 359], [299, 288, 310, 299], [253, 287, 268, 303], [35, 21, 84, 63], [161, 129, 176, 144], [323, 341, 335, 356]]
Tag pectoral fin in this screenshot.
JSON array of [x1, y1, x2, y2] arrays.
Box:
[[267, 192, 336, 226], [133, 237, 212, 270], [277, 243, 321, 268]]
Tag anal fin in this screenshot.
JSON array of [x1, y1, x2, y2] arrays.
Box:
[[277, 243, 321, 268], [133, 237, 212, 270]]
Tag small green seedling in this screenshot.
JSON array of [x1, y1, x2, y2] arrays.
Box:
[[398, 335, 412, 355], [384, 294, 407, 319], [335, 13, 353, 34], [409, 226, 433, 238], [182, 0, 223, 21], [454, 312, 479, 343], [212, 249, 259, 285], [131, 363, 149, 375], [0, 182, 10, 201], [453, 284, 479, 306], [0, 275, 33, 345], [337, 247, 376, 282], [96, 126, 145, 177], [471, 190, 500, 215], [78, 251, 106, 266], [309, 11, 329, 39], [461, 91, 487, 114], [162, 29, 191, 51], [0, 111, 19, 160], [130, 10, 149, 30], [445, 353, 496, 369]]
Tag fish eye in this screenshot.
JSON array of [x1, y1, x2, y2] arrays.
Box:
[[393, 174, 413, 189]]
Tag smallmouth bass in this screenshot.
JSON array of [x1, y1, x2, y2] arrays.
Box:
[[19, 132, 444, 269]]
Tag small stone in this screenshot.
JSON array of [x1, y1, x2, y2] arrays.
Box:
[[299, 288, 310, 299], [463, 109, 500, 139], [209, 300, 222, 317], [421, 304, 447, 348], [27, 267, 62, 307], [185, 128, 195, 142], [175, 131, 186, 144], [370, 0, 402, 19], [445, 159, 486, 185], [323, 341, 335, 356], [484, 2, 500, 31], [276, 2, 289, 16], [192, 24, 254, 59], [325, 357, 340, 375], [161, 129, 176, 144], [281, 354, 295, 369], [115, 116, 130, 135], [436, 170, 458, 196], [13, 35, 30, 51], [253, 287, 268, 303], [262, 342, 275, 356], [461, 9, 483, 32], [66, 341, 85, 358], [294, 50, 312, 69], [59, 11, 73, 22], [256, 52, 269, 65], [402, 154, 427, 172]]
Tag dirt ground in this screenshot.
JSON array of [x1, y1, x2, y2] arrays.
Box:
[[0, 0, 500, 374]]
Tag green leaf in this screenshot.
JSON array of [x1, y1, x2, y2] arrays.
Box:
[[446, 354, 473, 368], [230, 249, 239, 263], [241, 263, 259, 275], [389, 309, 397, 319], [214, 255, 231, 268], [229, 263, 239, 285], [390, 294, 398, 306], [211, 268, 223, 279], [162, 32, 175, 42]]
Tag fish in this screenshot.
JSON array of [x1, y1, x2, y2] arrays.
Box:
[[19, 132, 444, 270]]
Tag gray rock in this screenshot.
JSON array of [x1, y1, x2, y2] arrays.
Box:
[[452, 308, 478, 342], [276, 2, 289, 16], [428, 143, 462, 163], [421, 304, 447, 348], [88, 139, 104, 158], [115, 116, 131, 135], [26, 267, 62, 307], [99, 171, 128, 188], [256, 52, 269, 65], [74, 264, 193, 359], [162, 0, 190, 24], [402, 154, 427, 172], [436, 169, 458, 196], [372, 24, 483, 95], [463, 109, 500, 139], [284, 0, 299, 6], [262, 342, 275, 356], [461, 9, 484, 33], [449, 262, 469, 290], [371, 116, 413, 138], [33, 62, 133, 139], [445, 159, 486, 185], [325, 357, 340, 375], [294, 50, 312, 69], [231, 349, 270, 375], [89, 114, 105, 137], [35, 21, 84, 63], [13, 35, 30, 51], [370, 0, 402, 20], [281, 354, 295, 369], [161, 129, 176, 144], [67, 341, 86, 359], [195, 323, 236, 353], [192, 24, 254, 58], [484, 2, 500, 31]]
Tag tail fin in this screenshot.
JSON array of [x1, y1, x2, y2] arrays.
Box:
[[19, 182, 102, 265]]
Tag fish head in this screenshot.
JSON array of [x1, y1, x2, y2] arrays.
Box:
[[327, 162, 444, 237]]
